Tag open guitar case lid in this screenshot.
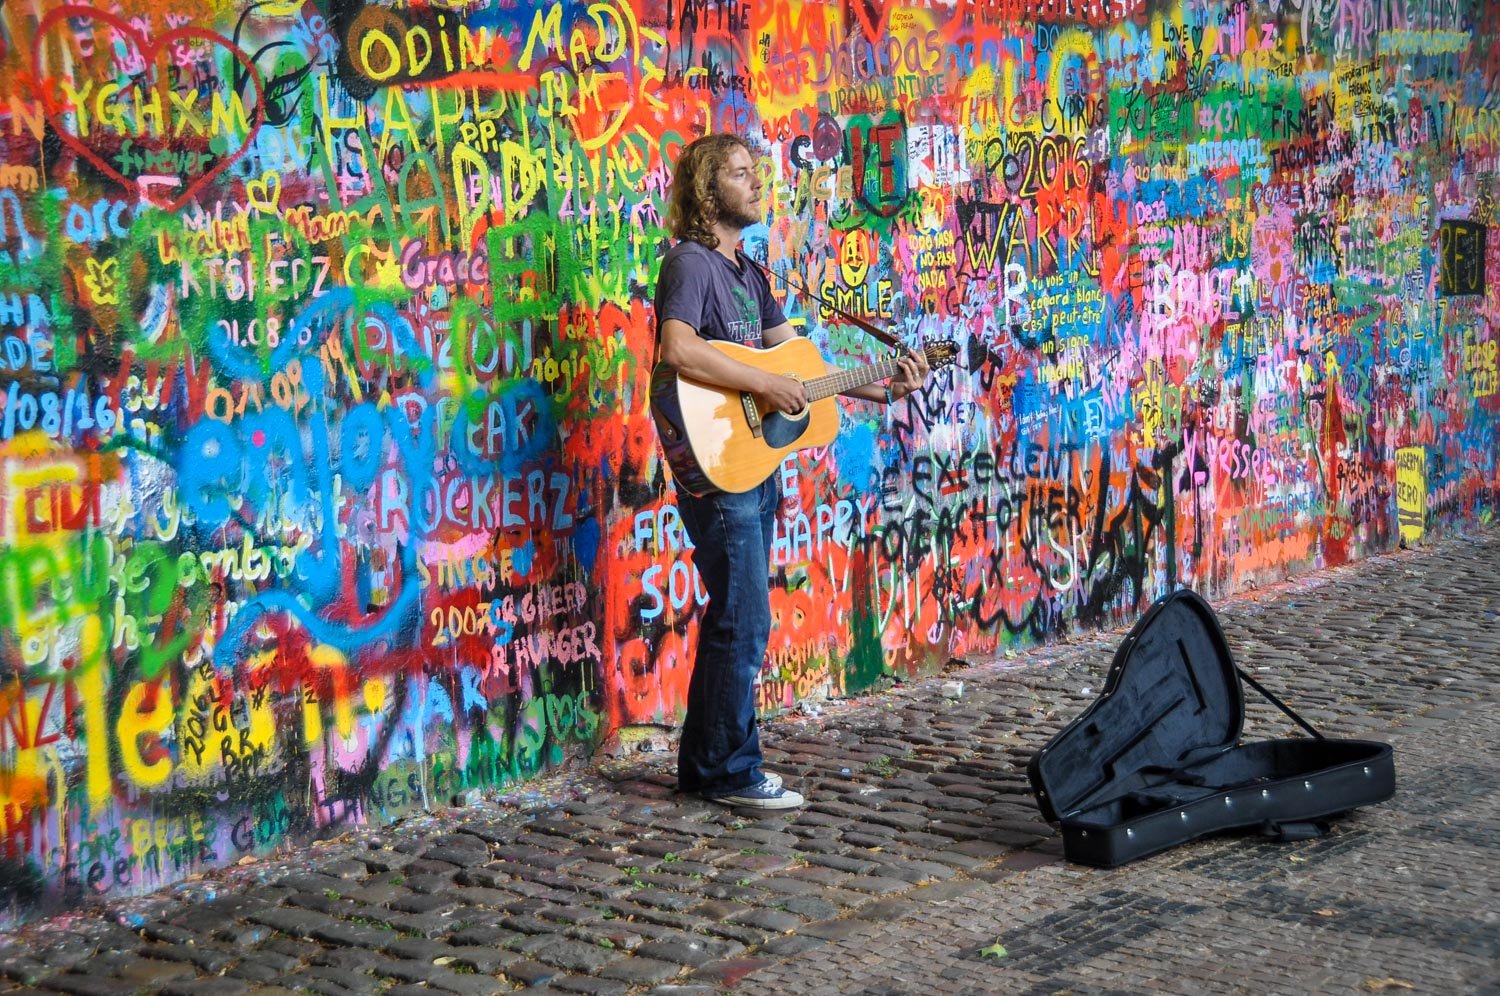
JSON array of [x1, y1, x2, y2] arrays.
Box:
[[1027, 589, 1395, 868]]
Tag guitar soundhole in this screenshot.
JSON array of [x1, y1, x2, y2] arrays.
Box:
[[762, 410, 810, 448]]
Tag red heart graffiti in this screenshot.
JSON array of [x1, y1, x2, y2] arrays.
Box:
[[32, 5, 263, 212], [850, 0, 901, 44]]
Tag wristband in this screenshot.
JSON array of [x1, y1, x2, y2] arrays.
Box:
[[884, 384, 894, 405]]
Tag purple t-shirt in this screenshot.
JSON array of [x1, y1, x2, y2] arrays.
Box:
[[654, 241, 786, 348]]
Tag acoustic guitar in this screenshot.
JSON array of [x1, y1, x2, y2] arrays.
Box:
[[650, 337, 958, 496]]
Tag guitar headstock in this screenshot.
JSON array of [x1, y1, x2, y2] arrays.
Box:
[[922, 340, 960, 370]]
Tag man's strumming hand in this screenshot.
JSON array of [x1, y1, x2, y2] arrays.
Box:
[[755, 372, 809, 414]]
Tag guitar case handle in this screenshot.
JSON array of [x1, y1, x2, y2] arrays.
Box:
[[1259, 819, 1329, 842]]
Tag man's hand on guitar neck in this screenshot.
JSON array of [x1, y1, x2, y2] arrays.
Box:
[[832, 348, 931, 405], [887, 350, 930, 402]]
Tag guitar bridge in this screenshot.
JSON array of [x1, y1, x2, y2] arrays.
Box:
[[740, 392, 764, 438]]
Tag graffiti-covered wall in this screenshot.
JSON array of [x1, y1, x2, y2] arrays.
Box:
[[0, 0, 1495, 920]]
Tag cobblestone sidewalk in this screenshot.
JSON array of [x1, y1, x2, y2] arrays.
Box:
[[1, 529, 1496, 995]]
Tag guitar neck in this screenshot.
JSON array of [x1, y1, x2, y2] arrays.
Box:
[[803, 357, 900, 402]]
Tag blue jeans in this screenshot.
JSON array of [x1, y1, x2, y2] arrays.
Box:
[[674, 477, 778, 796]]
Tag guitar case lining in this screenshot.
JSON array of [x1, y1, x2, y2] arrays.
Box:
[[1027, 589, 1395, 868]]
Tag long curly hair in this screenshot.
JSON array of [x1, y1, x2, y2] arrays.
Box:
[[666, 133, 754, 249]]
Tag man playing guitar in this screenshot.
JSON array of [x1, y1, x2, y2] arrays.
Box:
[[653, 132, 929, 809]]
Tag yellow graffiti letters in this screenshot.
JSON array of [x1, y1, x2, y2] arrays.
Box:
[[305, 644, 356, 744], [0, 164, 38, 191], [128, 811, 211, 871], [117, 679, 175, 789], [59, 76, 252, 141], [346, 8, 504, 85], [1463, 332, 1498, 397]]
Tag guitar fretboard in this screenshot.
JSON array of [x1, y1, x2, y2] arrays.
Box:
[[802, 358, 901, 402]]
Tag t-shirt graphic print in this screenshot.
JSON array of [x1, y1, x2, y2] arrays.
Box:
[[654, 240, 787, 349]]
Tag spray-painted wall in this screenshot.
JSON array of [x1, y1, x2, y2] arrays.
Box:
[[0, 0, 1494, 920]]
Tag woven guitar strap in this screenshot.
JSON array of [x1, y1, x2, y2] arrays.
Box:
[[746, 257, 911, 355]]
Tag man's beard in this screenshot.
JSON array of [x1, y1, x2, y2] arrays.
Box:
[[717, 193, 761, 230]]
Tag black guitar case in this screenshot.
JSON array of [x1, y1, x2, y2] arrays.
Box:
[[1027, 589, 1395, 868]]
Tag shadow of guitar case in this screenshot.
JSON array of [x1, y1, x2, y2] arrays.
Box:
[[1027, 589, 1395, 868]]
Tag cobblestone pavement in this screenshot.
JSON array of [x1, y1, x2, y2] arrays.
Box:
[[2, 529, 1496, 995]]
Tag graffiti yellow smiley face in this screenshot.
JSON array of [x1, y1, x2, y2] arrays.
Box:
[[839, 230, 872, 287]]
